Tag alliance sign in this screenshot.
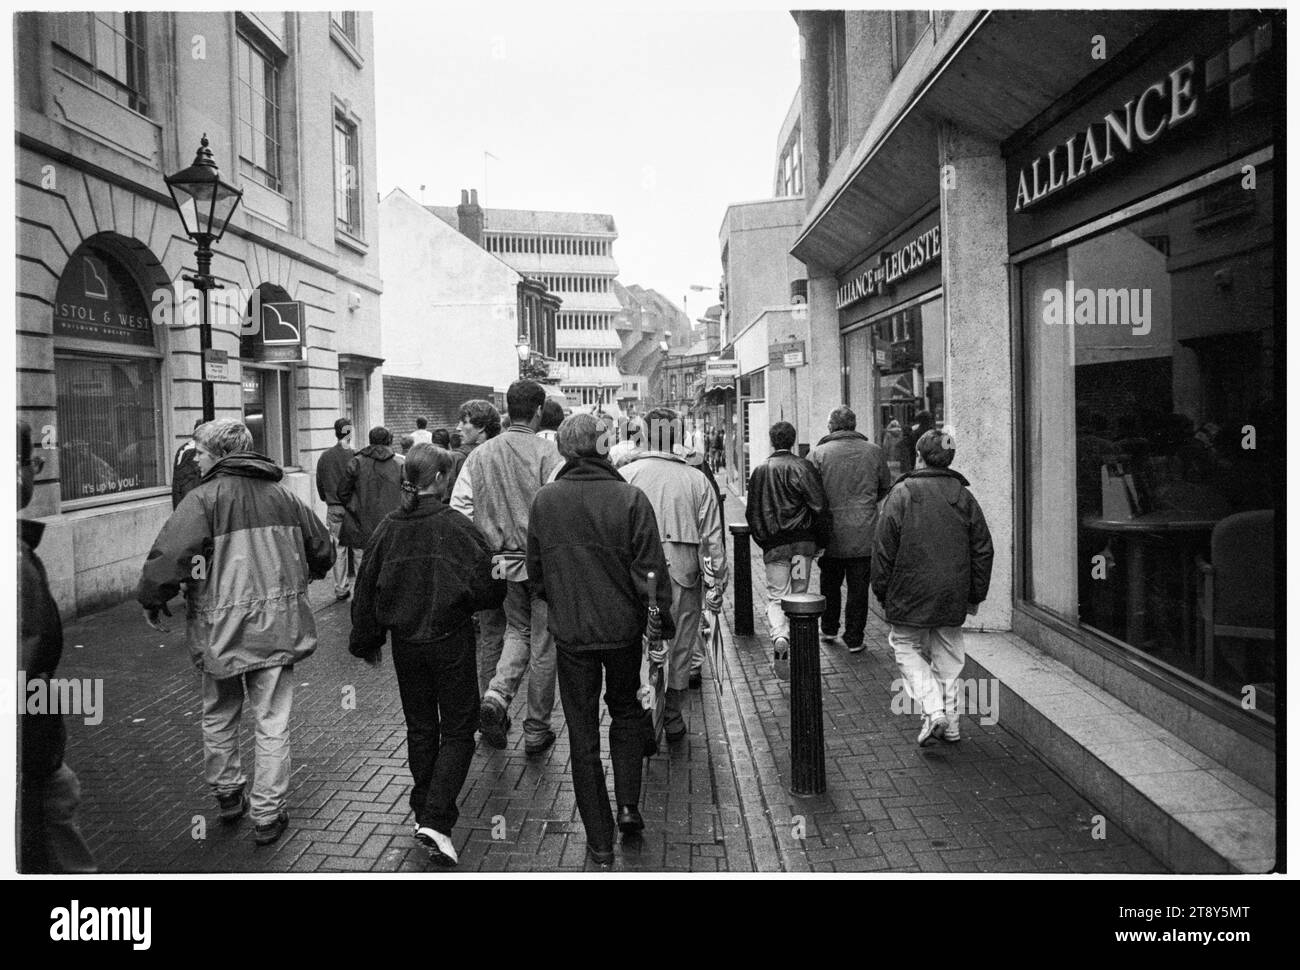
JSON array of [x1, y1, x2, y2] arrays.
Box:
[[1013, 59, 1200, 213], [836, 225, 941, 310]]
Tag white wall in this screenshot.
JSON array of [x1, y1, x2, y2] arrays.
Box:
[[379, 189, 521, 393]]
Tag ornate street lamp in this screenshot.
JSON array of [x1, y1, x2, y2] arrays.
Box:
[[165, 134, 244, 422], [516, 335, 532, 377]]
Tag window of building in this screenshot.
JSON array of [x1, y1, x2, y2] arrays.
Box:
[[242, 367, 296, 467], [333, 112, 361, 235], [343, 376, 366, 430], [236, 32, 283, 192], [52, 242, 163, 503], [891, 9, 933, 75], [50, 11, 147, 113], [330, 11, 359, 45], [828, 12, 849, 160], [1019, 167, 1276, 709]]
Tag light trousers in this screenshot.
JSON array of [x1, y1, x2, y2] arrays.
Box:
[[201, 664, 295, 824], [888, 623, 966, 720]]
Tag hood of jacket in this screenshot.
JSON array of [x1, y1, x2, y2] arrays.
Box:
[[556, 455, 624, 483], [891, 465, 970, 496], [626, 450, 687, 467], [358, 444, 396, 461], [204, 452, 283, 483], [816, 429, 870, 447]]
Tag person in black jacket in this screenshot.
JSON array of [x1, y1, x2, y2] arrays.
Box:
[[745, 421, 827, 681], [350, 443, 506, 867], [872, 429, 994, 746], [171, 418, 204, 509], [528, 413, 674, 867], [316, 417, 355, 600], [18, 421, 96, 872], [337, 426, 403, 553]]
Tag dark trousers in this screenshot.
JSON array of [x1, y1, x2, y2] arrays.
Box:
[[555, 643, 644, 849], [818, 556, 872, 648], [391, 625, 479, 836]]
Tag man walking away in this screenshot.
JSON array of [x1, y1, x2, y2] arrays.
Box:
[[809, 406, 891, 653], [19, 422, 97, 873], [620, 408, 726, 741], [452, 380, 563, 753], [171, 418, 204, 509], [873, 429, 994, 746], [317, 417, 356, 600], [337, 427, 403, 556], [528, 413, 674, 866], [745, 421, 827, 681], [411, 417, 433, 445], [138, 419, 333, 845]]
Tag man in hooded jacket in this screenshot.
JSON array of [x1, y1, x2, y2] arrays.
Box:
[[872, 429, 994, 747], [138, 419, 333, 845], [338, 426, 403, 554]]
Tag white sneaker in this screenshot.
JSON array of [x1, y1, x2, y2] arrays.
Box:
[[414, 825, 458, 866], [917, 712, 949, 747]]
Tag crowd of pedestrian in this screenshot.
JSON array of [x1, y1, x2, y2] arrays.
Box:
[[17, 385, 994, 872]]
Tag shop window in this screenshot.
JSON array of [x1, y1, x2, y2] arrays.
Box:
[[1019, 168, 1275, 709], [55, 354, 162, 501], [236, 31, 283, 192], [243, 367, 296, 467], [50, 11, 148, 113]]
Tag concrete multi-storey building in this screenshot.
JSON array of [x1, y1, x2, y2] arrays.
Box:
[[14, 11, 383, 616], [428, 204, 622, 408], [790, 8, 1278, 872]]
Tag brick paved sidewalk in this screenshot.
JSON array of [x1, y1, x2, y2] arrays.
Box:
[[53, 492, 1162, 873]]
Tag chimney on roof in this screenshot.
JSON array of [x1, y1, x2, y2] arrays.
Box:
[[457, 187, 484, 248]]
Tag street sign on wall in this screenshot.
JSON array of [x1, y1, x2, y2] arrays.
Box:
[[768, 339, 805, 365]]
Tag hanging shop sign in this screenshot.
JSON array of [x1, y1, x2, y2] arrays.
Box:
[[1013, 59, 1201, 213], [836, 225, 941, 310], [240, 300, 306, 363], [705, 359, 740, 381]]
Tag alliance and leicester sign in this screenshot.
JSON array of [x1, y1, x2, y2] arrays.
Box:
[[1013, 59, 1201, 213], [836, 224, 941, 310]]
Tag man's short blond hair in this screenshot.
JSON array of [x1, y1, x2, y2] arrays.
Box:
[[194, 419, 253, 457]]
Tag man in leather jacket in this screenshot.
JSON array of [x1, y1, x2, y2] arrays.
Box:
[[744, 421, 827, 680]]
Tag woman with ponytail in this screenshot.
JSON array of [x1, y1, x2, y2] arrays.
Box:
[[350, 443, 505, 866]]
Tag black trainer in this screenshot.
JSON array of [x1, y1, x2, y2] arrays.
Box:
[[617, 805, 645, 835], [217, 787, 249, 824], [253, 811, 289, 846]]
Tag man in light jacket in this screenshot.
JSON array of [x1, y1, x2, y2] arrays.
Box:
[[872, 429, 994, 746], [138, 419, 333, 845], [451, 380, 563, 754], [620, 407, 727, 741], [809, 406, 891, 653]]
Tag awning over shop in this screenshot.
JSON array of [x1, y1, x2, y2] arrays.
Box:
[[792, 10, 1163, 274], [697, 383, 736, 406]]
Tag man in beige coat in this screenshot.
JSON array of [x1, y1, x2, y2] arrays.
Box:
[[620, 407, 727, 742]]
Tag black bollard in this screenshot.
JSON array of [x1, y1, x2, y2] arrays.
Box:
[[782, 593, 826, 796], [728, 522, 754, 636]]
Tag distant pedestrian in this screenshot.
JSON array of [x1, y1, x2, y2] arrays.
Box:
[[809, 406, 891, 653], [620, 408, 726, 740], [18, 421, 97, 873], [398, 434, 415, 458], [900, 410, 934, 475], [451, 381, 563, 753], [337, 427, 403, 554], [171, 418, 204, 509], [537, 398, 564, 442], [316, 417, 357, 601], [411, 417, 434, 446], [528, 413, 675, 865], [711, 428, 725, 471], [349, 444, 506, 866], [431, 428, 451, 449], [745, 421, 827, 681], [138, 419, 333, 845], [882, 419, 907, 478], [872, 429, 994, 746]]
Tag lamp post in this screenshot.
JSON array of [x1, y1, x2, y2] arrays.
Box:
[[165, 135, 244, 423], [516, 335, 532, 378]]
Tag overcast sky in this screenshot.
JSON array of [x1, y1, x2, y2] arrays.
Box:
[[373, 4, 801, 320]]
